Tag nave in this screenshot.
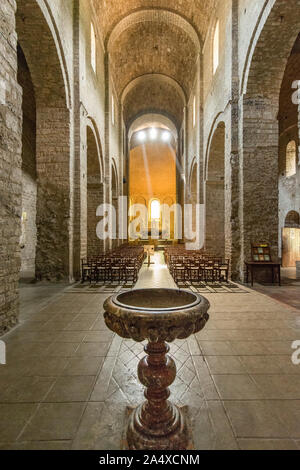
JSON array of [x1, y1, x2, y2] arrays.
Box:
[[1, 256, 299, 450]]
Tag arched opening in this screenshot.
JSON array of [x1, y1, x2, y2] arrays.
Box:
[[16, 0, 71, 281], [17, 44, 37, 280], [278, 32, 300, 270], [282, 208, 300, 268], [129, 120, 178, 244], [282, 211, 300, 268], [87, 126, 103, 257], [242, 1, 300, 280], [205, 122, 225, 256], [285, 211, 300, 227]]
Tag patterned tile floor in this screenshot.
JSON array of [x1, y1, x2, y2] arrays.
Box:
[[0, 253, 300, 450]]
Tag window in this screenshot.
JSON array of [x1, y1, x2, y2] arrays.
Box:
[[213, 20, 219, 74], [286, 140, 297, 177], [151, 200, 160, 221], [112, 95, 115, 126], [193, 95, 196, 128], [285, 210, 300, 227], [91, 23, 96, 73]]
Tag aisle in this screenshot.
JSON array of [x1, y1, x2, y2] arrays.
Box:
[[135, 251, 177, 290]]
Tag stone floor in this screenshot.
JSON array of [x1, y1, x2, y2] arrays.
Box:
[[0, 253, 300, 450], [251, 268, 300, 311]]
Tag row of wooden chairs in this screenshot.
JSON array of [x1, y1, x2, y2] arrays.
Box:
[[81, 246, 144, 284], [165, 247, 230, 283]]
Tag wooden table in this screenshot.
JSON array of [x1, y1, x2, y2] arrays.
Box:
[[245, 262, 281, 286]]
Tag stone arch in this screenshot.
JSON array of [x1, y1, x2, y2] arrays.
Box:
[[204, 112, 225, 177], [87, 117, 104, 182], [128, 110, 180, 137], [205, 122, 225, 257], [240, 0, 275, 95], [16, 0, 71, 108], [16, 0, 72, 280], [122, 73, 186, 106], [128, 113, 178, 142], [122, 74, 186, 130], [242, 0, 300, 272], [86, 121, 104, 257]]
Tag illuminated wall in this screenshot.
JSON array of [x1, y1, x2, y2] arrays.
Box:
[[129, 141, 177, 239]]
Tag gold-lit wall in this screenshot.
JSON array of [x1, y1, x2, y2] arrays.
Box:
[[129, 142, 177, 239]]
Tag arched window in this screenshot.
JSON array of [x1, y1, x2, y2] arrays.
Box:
[[213, 20, 219, 74], [151, 200, 160, 221], [286, 140, 296, 177], [91, 23, 96, 73], [285, 210, 300, 227]]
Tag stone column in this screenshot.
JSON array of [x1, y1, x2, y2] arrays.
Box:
[[71, 0, 82, 280], [0, 0, 23, 334], [206, 180, 225, 256], [87, 182, 104, 257], [242, 98, 279, 268], [227, 0, 242, 279], [104, 51, 112, 252], [35, 107, 72, 280]]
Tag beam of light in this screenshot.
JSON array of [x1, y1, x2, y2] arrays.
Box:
[[149, 127, 158, 140], [138, 130, 146, 142], [162, 130, 171, 142], [167, 141, 184, 181], [140, 141, 153, 198]]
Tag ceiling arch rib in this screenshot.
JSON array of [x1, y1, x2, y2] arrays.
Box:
[[129, 113, 178, 141], [123, 74, 185, 129], [122, 73, 186, 104], [107, 9, 201, 53], [92, 1, 217, 46]]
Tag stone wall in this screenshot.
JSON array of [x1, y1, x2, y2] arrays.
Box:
[[17, 45, 37, 279], [0, 0, 23, 334], [87, 182, 104, 256], [206, 123, 225, 256]]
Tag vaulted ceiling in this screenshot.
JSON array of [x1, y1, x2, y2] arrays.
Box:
[[94, 0, 216, 43], [123, 75, 185, 129], [93, 1, 217, 129]]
